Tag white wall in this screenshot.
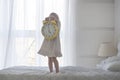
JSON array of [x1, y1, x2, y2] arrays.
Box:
[[75, 0, 114, 67], [114, 0, 120, 46]]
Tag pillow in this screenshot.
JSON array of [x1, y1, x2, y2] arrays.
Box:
[[117, 42, 120, 56], [104, 61, 120, 71], [98, 56, 120, 65], [117, 42, 120, 52], [117, 52, 120, 56], [96, 56, 120, 71]]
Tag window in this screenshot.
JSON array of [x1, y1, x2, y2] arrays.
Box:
[[13, 0, 66, 66], [13, 0, 37, 66]]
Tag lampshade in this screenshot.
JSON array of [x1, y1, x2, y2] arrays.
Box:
[[98, 42, 117, 57]]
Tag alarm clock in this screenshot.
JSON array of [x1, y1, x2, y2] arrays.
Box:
[[41, 20, 59, 40]]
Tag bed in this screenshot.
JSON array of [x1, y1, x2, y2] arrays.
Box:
[[0, 65, 120, 80], [1, 45, 120, 80]]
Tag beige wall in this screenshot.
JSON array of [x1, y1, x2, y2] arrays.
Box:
[[75, 0, 114, 67], [114, 0, 120, 46]]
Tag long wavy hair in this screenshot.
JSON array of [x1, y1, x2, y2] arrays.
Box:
[[49, 12, 60, 26]]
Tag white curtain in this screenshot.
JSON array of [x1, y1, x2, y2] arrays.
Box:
[[0, 0, 76, 69]]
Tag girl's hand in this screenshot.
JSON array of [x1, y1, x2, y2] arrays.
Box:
[[49, 17, 55, 21], [45, 17, 55, 21], [45, 17, 49, 21]]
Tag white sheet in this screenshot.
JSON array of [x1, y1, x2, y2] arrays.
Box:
[[0, 66, 120, 80]]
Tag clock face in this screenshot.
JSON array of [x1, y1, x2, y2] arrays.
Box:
[[41, 20, 59, 40]]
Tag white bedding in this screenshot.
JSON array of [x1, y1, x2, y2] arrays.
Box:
[[0, 66, 120, 80]]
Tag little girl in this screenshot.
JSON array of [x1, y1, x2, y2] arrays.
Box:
[[38, 12, 62, 73]]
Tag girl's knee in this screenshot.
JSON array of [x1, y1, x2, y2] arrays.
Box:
[[48, 57, 53, 61], [52, 57, 58, 61]]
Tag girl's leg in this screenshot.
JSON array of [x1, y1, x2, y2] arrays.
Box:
[[52, 57, 59, 73], [48, 57, 53, 72]]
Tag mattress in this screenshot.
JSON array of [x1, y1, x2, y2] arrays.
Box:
[[0, 66, 120, 80]]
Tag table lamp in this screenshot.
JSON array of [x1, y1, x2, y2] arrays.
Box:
[[98, 42, 117, 57]]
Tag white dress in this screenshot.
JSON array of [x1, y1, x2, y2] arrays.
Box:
[[38, 21, 62, 57]]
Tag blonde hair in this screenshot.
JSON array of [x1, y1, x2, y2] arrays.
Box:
[[49, 12, 59, 21], [49, 12, 61, 27]]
